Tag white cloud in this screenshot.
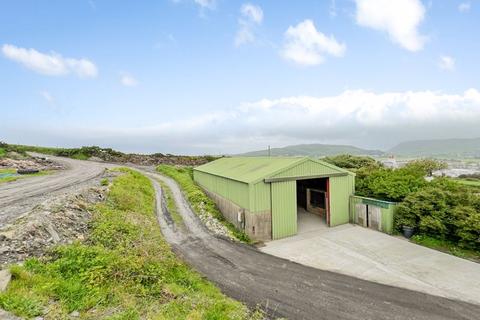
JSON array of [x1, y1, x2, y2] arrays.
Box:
[[235, 3, 264, 47], [329, 0, 337, 17], [354, 0, 426, 51], [241, 3, 263, 24], [281, 19, 346, 66], [438, 55, 455, 71], [120, 73, 138, 87], [458, 2, 471, 12], [2, 44, 98, 78], [194, 0, 215, 9], [39, 90, 54, 103]]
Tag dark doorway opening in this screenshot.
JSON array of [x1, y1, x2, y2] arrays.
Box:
[[296, 178, 329, 225]]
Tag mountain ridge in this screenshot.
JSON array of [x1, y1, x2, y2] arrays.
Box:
[[239, 138, 480, 158]]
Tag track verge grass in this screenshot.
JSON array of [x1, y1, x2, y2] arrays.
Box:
[[0, 168, 260, 319], [156, 165, 251, 243], [0, 168, 51, 184]]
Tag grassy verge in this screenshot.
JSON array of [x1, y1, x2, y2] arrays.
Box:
[[157, 179, 185, 227], [0, 168, 261, 319], [0, 169, 51, 184], [156, 165, 251, 243], [411, 234, 480, 263]]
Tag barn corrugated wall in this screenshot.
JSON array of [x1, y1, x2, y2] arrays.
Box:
[[250, 181, 271, 212], [193, 170, 250, 210], [271, 181, 297, 239], [329, 175, 355, 226], [269, 159, 344, 179]]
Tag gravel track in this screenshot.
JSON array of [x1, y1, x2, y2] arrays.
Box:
[[144, 169, 480, 320], [0, 153, 113, 227]]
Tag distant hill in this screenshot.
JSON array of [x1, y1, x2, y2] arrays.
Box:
[[239, 144, 384, 157], [389, 138, 480, 158]]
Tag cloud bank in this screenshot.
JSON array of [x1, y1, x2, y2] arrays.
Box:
[[4, 89, 480, 154]]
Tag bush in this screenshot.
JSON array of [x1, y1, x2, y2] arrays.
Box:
[[323, 154, 381, 170], [395, 180, 480, 250], [355, 165, 427, 202], [404, 159, 447, 176]]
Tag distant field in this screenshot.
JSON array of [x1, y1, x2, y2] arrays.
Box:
[[456, 179, 480, 187]]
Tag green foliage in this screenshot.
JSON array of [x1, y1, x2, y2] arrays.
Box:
[[411, 234, 480, 262], [355, 165, 427, 202], [0, 292, 44, 318], [0, 147, 6, 158], [403, 159, 447, 176], [100, 178, 109, 186], [323, 154, 381, 170], [396, 180, 480, 250], [156, 165, 251, 243], [0, 168, 255, 319], [0, 168, 51, 184]]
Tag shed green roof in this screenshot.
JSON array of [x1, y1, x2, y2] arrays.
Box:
[[194, 157, 350, 184]]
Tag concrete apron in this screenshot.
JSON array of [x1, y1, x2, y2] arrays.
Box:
[[260, 217, 480, 306]]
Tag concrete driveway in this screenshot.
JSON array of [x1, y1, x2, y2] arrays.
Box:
[[260, 214, 480, 305]]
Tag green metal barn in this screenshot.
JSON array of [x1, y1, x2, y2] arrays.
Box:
[[193, 157, 355, 240]]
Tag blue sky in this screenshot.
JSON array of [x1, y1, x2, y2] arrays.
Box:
[[1, 0, 480, 154]]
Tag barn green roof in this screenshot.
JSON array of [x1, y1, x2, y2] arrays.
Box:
[[194, 157, 350, 184]]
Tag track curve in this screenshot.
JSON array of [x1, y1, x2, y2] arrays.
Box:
[[0, 153, 113, 227]]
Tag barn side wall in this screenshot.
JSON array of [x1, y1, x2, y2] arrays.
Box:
[[194, 171, 272, 241], [193, 170, 250, 210]]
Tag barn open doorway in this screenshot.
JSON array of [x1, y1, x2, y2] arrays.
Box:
[[296, 178, 329, 234]]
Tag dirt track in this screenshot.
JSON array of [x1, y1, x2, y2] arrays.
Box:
[[143, 169, 480, 320], [0, 154, 112, 227]]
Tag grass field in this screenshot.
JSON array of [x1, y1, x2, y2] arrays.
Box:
[[455, 178, 480, 187], [156, 165, 251, 243], [411, 235, 480, 263], [0, 169, 51, 184], [0, 168, 262, 319]]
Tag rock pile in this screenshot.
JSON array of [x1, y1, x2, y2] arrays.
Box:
[[0, 156, 64, 171], [0, 185, 107, 266], [96, 153, 215, 167], [196, 201, 235, 240]]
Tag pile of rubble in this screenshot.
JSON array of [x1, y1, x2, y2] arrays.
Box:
[[92, 152, 216, 167], [0, 154, 64, 171], [196, 201, 235, 240], [0, 185, 108, 266]]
